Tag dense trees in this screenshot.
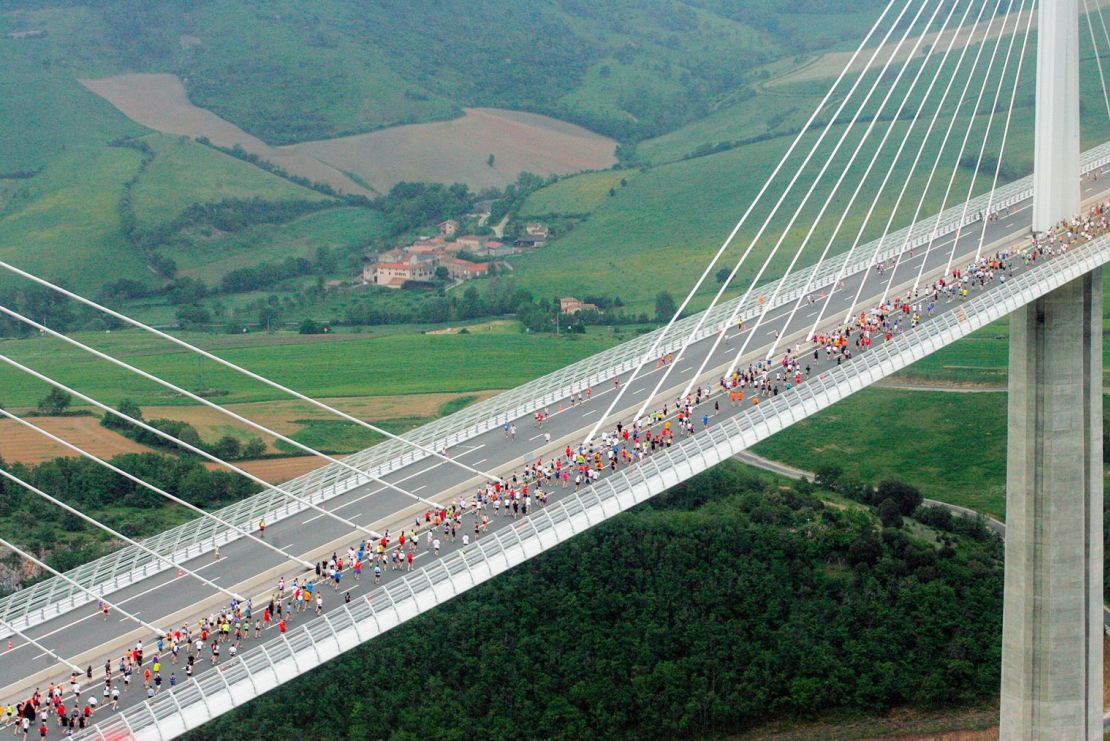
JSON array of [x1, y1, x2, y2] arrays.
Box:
[[190, 463, 1003, 740], [100, 399, 265, 461]]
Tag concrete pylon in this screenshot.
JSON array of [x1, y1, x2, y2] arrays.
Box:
[[1000, 0, 1104, 738]]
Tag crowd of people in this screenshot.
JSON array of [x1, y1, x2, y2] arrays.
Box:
[[5, 197, 1110, 738]]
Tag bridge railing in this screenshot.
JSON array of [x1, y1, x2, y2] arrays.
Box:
[[84, 234, 1110, 741], [9, 141, 1110, 643]]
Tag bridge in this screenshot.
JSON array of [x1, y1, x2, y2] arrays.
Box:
[[0, 0, 1105, 738]]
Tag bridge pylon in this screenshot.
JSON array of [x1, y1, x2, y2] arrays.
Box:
[[1000, 0, 1104, 738]]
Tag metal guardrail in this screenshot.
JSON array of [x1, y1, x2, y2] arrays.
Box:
[[82, 231, 1110, 741], [7, 140, 1110, 642]]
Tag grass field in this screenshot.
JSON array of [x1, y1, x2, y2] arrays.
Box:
[[519, 170, 637, 217], [0, 147, 152, 294], [131, 133, 330, 228], [753, 385, 1110, 522], [753, 387, 1013, 518], [169, 207, 385, 284], [0, 326, 617, 410]]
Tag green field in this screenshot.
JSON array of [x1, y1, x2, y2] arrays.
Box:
[[169, 207, 386, 284], [0, 147, 152, 294], [130, 134, 330, 228], [519, 170, 637, 217], [509, 14, 1110, 310], [753, 385, 1110, 520], [0, 326, 618, 410]]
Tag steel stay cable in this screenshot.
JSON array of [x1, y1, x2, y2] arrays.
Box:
[[574, 0, 906, 445], [774, 0, 990, 361], [938, 0, 1025, 280], [668, 0, 946, 397], [886, 0, 1018, 299], [837, 0, 1027, 326], [0, 616, 82, 673], [848, 0, 1021, 323], [612, 0, 934, 427], [863, 0, 1029, 325], [0, 261, 501, 486], [0, 408, 314, 570], [0, 352, 386, 544], [1084, 0, 1110, 122], [729, 0, 967, 370], [0, 467, 244, 607], [1096, 0, 1110, 64], [0, 305, 440, 514], [0, 536, 166, 638], [971, 3, 1034, 262], [867, 0, 1029, 320], [907, 0, 1022, 293], [947, 0, 1031, 271]]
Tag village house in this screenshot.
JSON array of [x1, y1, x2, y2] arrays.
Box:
[[525, 223, 550, 238], [514, 234, 547, 248], [437, 219, 460, 236], [363, 229, 506, 288], [560, 297, 599, 315], [440, 257, 491, 280], [453, 234, 484, 251], [370, 257, 436, 288]]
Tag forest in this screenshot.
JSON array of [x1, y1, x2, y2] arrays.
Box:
[[187, 462, 1004, 739]]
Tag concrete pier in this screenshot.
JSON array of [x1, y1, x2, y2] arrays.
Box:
[[1000, 1, 1103, 738]]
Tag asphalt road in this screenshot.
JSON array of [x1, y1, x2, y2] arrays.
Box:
[[2, 167, 1109, 734]]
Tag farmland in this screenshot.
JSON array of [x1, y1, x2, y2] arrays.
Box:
[[0, 325, 617, 410], [285, 108, 616, 192]]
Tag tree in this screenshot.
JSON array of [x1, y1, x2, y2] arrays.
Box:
[[435, 265, 450, 282], [814, 463, 843, 489], [715, 268, 731, 284], [654, 291, 677, 322], [299, 318, 322, 335], [37, 388, 71, 415], [102, 398, 144, 432], [877, 479, 923, 516], [175, 304, 211, 330], [877, 498, 904, 529], [487, 153, 495, 167], [458, 286, 484, 320], [243, 438, 267, 459], [212, 435, 242, 461]]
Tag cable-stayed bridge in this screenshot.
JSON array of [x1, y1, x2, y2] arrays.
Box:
[[0, 0, 1107, 737]]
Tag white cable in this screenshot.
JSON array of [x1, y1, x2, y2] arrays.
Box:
[[1094, 0, 1110, 107], [1085, 0, 1110, 121], [0, 466, 243, 604], [0, 617, 82, 673], [882, 0, 1021, 308], [0, 536, 165, 637], [893, 0, 1020, 296], [860, 0, 1026, 321], [941, 0, 1025, 277], [851, 0, 1028, 316], [575, 0, 907, 444], [0, 408, 314, 569], [670, 0, 946, 397], [614, 0, 937, 426], [751, 0, 970, 366], [0, 261, 497, 484], [781, 0, 991, 358], [972, 4, 1035, 260], [0, 305, 439, 516], [0, 353, 385, 543]]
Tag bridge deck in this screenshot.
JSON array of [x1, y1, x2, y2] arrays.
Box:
[[4, 167, 1110, 737]]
